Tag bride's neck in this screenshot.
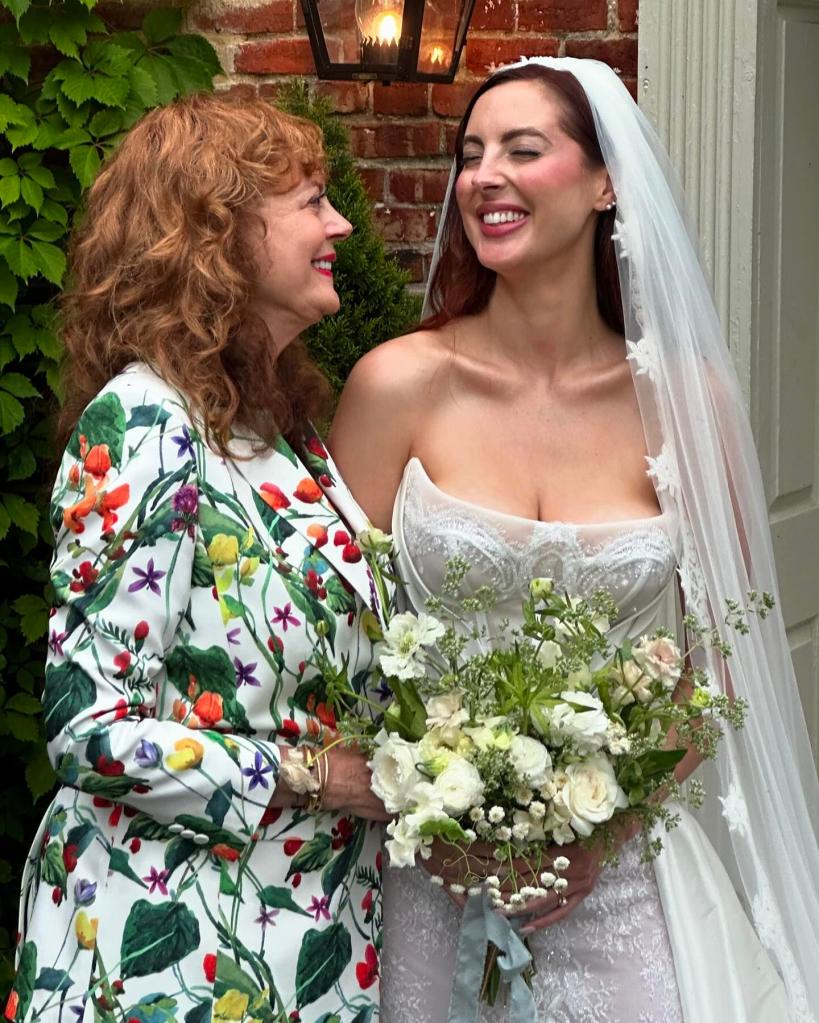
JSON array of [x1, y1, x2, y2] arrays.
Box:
[[482, 258, 613, 378]]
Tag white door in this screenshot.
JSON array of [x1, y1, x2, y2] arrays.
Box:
[[753, 0, 819, 760], [639, 0, 819, 760]]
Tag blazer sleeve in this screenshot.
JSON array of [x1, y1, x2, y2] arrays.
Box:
[[44, 373, 279, 847]]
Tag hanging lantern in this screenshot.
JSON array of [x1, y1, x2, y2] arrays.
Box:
[[300, 0, 477, 83]]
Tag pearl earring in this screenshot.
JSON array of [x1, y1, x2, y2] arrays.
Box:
[[604, 202, 615, 211]]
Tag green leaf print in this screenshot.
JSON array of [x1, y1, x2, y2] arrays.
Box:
[[34, 967, 71, 991], [285, 832, 333, 881], [166, 645, 251, 733], [124, 994, 179, 1023], [323, 575, 356, 615], [257, 885, 311, 917], [251, 490, 295, 545], [14, 941, 37, 1020], [124, 814, 174, 843], [351, 1007, 375, 1023], [191, 542, 215, 587], [68, 391, 127, 467], [184, 1002, 212, 1023], [198, 503, 265, 560], [80, 771, 142, 799], [321, 824, 365, 898], [164, 836, 199, 876], [125, 403, 172, 430], [213, 953, 259, 998], [42, 661, 96, 742], [205, 781, 234, 827], [174, 814, 243, 851], [41, 841, 67, 890], [65, 821, 97, 857], [281, 574, 336, 649], [109, 847, 149, 888], [295, 923, 352, 1009], [120, 900, 200, 980]]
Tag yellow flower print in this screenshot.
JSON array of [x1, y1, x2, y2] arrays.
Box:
[[213, 989, 249, 1021], [75, 911, 98, 949], [166, 737, 205, 770], [239, 557, 260, 581], [208, 533, 239, 566], [360, 610, 383, 642], [241, 526, 256, 551]]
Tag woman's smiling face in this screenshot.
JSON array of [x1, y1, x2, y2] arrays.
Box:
[[248, 173, 352, 345], [455, 79, 611, 276]]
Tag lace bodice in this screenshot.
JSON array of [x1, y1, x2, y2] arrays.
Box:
[[382, 458, 686, 1022]]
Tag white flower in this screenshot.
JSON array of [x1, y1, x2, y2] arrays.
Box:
[[514, 786, 534, 806], [552, 855, 570, 871], [487, 806, 505, 824], [385, 817, 421, 868], [433, 758, 485, 815], [520, 885, 537, 899], [528, 800, 546, 820], [511, 822, 530, 842], [379, 612, 445, 680], [551, 692, 610, 752], [469, 806, 485, 822], [418, 729, 461, 775], [565, 665, 593, 690], [404, 781, 447, 833], [552, 822, 575, 845], [476, 819, 492, 835], [632, 635, 683, 690], [463, 828, 477, 842], [509, 892, 525, 907], [368, 730, 424, 813], [509, 734, 553, 788], [357, 526, 394, 556], [463, 716, 512, 751], [512, 810, 545, 843], [449, 883, 465, 895], [539, 871, 556, 887], [468, 886, 483, 898], [495, 826, 512, 841], [536, 640, 562, 669], [425, 692, 470, 745], [557, 756, 628, 837], [606, 721, 632, 755], [529, 577, 554, 601], [429, 875, 444, 886], [486, 875, 501, 889], [553, 877, 569, 893]]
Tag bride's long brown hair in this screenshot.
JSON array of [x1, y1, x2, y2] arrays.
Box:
[[59, 92, 333, 454], [423, 64, 623, 335]]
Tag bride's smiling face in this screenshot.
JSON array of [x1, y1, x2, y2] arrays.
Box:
[[455, 79, 611, 275]]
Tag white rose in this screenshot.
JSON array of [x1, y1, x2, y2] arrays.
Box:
[[552, 691, 610, 752], [379, 612, 445, 680], [509, 734, 553, 788], [632, 635, 683, 690], [404, 781, 446, 834], [385, 817, 422, 868], [425, 692, 470, 745], [433, 758, 485, 815], [557, 755, 628, 837], [614, 659, 653, 705], [536, 640, 562, 669], [368, 730, 424, 813], [357, 526, 394, 556], [418, 729, 458, 776]]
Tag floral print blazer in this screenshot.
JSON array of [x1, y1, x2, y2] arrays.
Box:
[[9, 363, 385, 1023]]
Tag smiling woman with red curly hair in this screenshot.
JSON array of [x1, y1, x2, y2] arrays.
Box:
[[9, 92, 391, 1023]]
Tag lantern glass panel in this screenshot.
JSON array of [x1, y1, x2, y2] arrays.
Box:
[[417, 0, 462, 75], [355, 0, 406, 67], [312, 0, 360, 64]]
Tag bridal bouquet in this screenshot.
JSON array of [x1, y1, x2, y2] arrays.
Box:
[[318, 531, 763, 1009]]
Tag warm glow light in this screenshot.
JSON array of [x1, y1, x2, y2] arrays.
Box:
[[430, 45, 445, 64], [374, 12, 400, 42]]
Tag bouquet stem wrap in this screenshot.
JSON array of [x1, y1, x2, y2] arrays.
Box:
[[447, 892, 535, 1023]]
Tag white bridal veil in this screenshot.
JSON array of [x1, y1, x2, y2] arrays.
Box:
[[424, 56, 819, 1021]]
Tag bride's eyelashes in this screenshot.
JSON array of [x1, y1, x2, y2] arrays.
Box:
[[461, 149, 543, 165]]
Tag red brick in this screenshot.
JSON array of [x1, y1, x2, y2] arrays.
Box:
[[465, 35, 558, 76], [350, 122, 442, 159], [96, 0, 147, 29], [431, 81, 478, 118], [358, 166, 386, 202], [389, 168, 451, 204], [518, 0, 608, 32], [258, 82, 284, 102], [316, 81, 370, 114], [194, 1, 294, 34], [619, 0, 639, 32], [472, 0, 515, 30], [217, 82, 259, 101], [373, 82, 429, 116], [392, 248, 425, 283], [564, 38, 638, 78], [374, 206, 438, 242], [444, 123, 460, 154], [235, 38, 316, 75]]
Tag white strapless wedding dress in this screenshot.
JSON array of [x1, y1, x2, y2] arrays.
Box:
[[379, 458, 791, 1023]]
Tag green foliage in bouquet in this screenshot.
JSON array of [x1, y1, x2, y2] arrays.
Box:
[[0, 0, 222, 991], [276, 79, 422, 394]]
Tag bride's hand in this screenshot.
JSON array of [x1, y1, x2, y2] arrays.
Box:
[[419, 839, 538, 910]]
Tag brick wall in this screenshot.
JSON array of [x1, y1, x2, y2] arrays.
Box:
[[186, 0, 639, 286]]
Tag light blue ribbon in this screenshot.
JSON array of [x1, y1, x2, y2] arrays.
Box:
[[447, 891, 536, 1023]]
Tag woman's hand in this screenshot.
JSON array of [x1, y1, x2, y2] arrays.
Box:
[[321, 745, 394, 821], [419, 839, 539, 910]]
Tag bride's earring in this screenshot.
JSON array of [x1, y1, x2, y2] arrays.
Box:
[[605, 201, 615, 210]]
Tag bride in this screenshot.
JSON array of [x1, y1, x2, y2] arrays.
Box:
[[329, 58, 819, 1021]]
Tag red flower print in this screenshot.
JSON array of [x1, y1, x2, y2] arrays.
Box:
[[62, 844, 79, 873], [259, 483, 290, 510], [291, 872, 301, 888], [109, 804, 123, 828], [5, 990, 18, 1021], [376, 851, 383, 873], [192, 691, 223, 726], [306, 524, 328, 548], [319, 473, 332, 488], [63, 476, 97, 533], [211, 844, 240, 862], [134, 620, 149, 641], [342, 542, 362, 563], [267, 635, 284, 655], [259, 805, 282, 827], [277, 719, 300, 740], [316, 702, 337, 730], [51, 886, 63, 905], [203, 953, 217, 983], [331, 816, 354, 850], [130, 838, 141, 854], [333, 529, 350, 547], [361, 888, 374, 914], [293, 478, 323, 503], [306, 436, 328, 459], [96, 756, 125, 777], [83, 444, 112, 479], [96, 484, 130, 533], [283, 838, 304, 856], [355, 944, 379, 989], [70, 560, 99, 593], [113, 651, 131, 675]]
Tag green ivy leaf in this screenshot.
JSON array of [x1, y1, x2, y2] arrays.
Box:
[[0, 262, 18, 308], [90, 73, 130, 109], [0, 234, 37, 280], [295, 924, 352, 1009], [128, 64, 158, 108], [0, 372, 40, 399], [5, 106, 37, 149], [31, 239, 66, 284], [138, 54, 178, 105], [26, 746, 56, 798], [120, 900, 200, 980], [166, 35, 222, 77], [11, 593, 48, 641], [0, 176, 20, 207], [0, 499, 11, 540], [89, 107, 123, 137], [39, 198, 68, 226], [1, 0, 32, 23], [0, 95, 29, 131], [0, 389, 24, 434], [8, 441, 37, 480], [42, 660, 95, 741], [0, 26, 31, 81], [142, 8, 183, 45], [68, 143, 101, 188], [20, 176, 43, 212]]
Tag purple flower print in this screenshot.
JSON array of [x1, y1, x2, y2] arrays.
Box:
[[134, 739, 162, 769], [242, 751, 273, 791], [308, 895, 331, 922], [171, 484, 199, 537], [226, 627, 241, 645], [74, 879, 97, 906], [128, 558, 166, 595], [172, 425, 195, 460], [234, 657, 260, 688], [49, 629, 68, 657], [272, 602, 300, 632], [255, 906, 280, 929], [143, 866, 170, 895]]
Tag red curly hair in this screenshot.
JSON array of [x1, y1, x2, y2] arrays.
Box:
[[59, 92, 333, 454]]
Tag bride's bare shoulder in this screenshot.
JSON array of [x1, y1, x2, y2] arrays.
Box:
[[345, 325, 457, 401]]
